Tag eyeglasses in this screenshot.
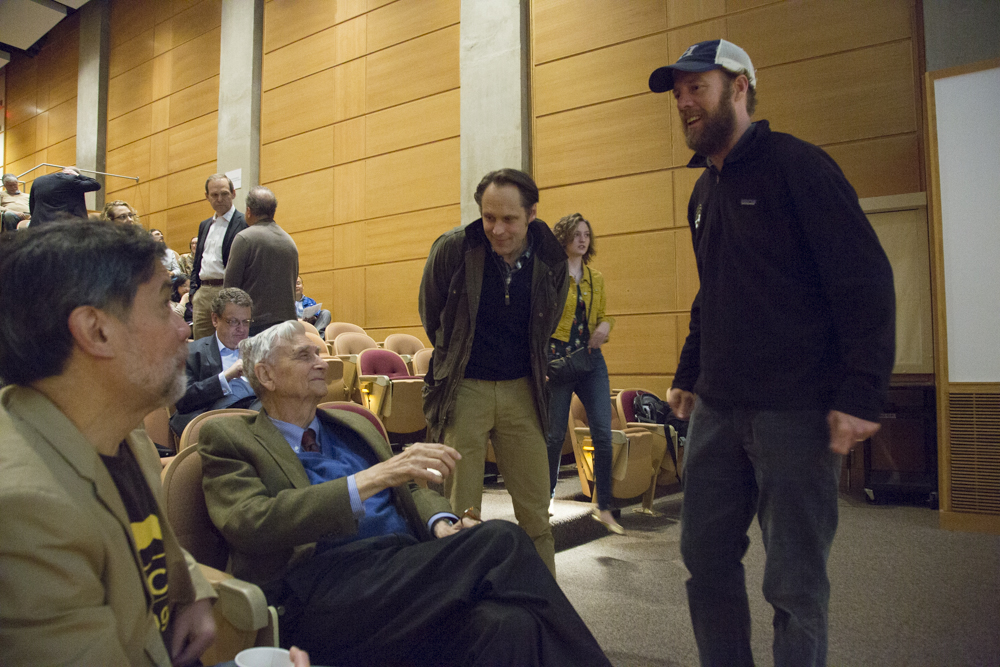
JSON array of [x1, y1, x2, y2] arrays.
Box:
[[111, 212, 135, 222], [224, 318, 253, 328]]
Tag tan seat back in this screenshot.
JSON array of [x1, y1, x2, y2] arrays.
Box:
[[324, 321, 365, 343], [178, 408, 258, 451], [412, 348, 433, 376], [161, 447, 229, 569], [383, 333, 425, 357], [334, 332, 378, 356]]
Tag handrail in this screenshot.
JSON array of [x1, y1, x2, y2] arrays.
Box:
[[15, 163, 139, 183]]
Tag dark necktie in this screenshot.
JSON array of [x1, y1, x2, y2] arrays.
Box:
[[301, 428, 320, 453]]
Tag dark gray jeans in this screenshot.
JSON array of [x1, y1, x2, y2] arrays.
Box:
[[680, 398, 841, 667]]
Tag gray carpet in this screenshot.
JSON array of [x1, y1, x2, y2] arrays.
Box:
[[480, 471, 1000, 667]]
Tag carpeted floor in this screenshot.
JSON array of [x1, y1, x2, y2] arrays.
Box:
[[481, 470, 1000, 667]]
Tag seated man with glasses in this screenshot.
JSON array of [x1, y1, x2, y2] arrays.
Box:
[[170, 287, 261, 437], [198, 320, 612, 667]]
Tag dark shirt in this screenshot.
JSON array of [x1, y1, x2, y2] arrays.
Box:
[[28, 171, 101, 224], [100, 444, 170, 638], [464, 240, 534, 381]]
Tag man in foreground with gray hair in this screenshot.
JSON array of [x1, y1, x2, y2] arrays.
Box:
[[198, 320, 612, 667]]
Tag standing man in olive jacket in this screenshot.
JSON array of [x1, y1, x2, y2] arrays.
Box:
[[419, 168, 568, 575]]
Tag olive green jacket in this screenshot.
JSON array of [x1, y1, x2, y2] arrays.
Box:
[[419, 218, 569, 442], [198, 408, 452, 588]]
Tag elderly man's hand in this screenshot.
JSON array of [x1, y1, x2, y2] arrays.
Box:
[[432, 515, 481, 538], [354, 442, 461, 501]]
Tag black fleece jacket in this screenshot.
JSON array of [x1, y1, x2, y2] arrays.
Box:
[[673, 121, 896, 422]]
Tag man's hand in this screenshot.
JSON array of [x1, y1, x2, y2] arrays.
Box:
[[827, 410, 880, 455], [290, 646, 311, 666], [667, 388, 696, 419], [223, 359, 244, 381], [355, 442, 461, 501], [432, 515, 481, 538], [169, 598, 216, 667], [588, 321, 611, 349]]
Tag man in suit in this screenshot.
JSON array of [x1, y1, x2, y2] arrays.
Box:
[[223, 186, 298, 336], [0, 221, 217, 666], [190, 174, 248, 340], [170, 287, 260, 438], [27, 166, 101, 225], [199, 321, 612, 667]]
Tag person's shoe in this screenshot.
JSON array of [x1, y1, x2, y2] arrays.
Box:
[[592, 508, 625, 535], [549, 497, 556, 516]]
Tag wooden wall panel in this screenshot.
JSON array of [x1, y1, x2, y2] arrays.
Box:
[[153, 0, 222, 56], [293, 227, 335, 274], [600, 232, 677, 314], [601, 314, 678, 375], [365, 26, 459, 112], [169, 76, 219, 127], [108, 106, 153, 152], [728, 0, 911, 69], [534, 34, 667, 117], [672, 168, 701, 225], [333, 222, 366, 268], [109, 29, 155, 79], [165, 163, 214, 210], [300, 270, 335, 315], [261, 2, 461, 336], [365, 205, 461, 265], [164, 27, 222, 96], [108, 61, 155, 120], [824, 135, 922, 199], [167, 112, 218, 173], [366, 0, 459, 54], [534, 95, 671, 187], [260, 127, 335, 183], [262, 69, 337, 143], [666, 0, 724, 29], [537, 171, 675, 235], [266, 170, 335, 234], [365, 90, 459, 157], [365, 260, 425, 328], [5, 57, 37, 129], [110, 0, 157, 47], [332, 267, 366, 324], [364, 139, 460, 220], [532, 0, 667, 65], [262, 26, 338, 91], [758, 42, 916, 147]]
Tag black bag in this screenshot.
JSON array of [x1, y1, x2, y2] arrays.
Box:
[[633, 392, 688, 438], [547, 347, 594, 384]]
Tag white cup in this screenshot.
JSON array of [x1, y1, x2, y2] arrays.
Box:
[[235, 646, 293, 667]]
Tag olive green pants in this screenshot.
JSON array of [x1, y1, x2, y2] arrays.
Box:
[[443, 377, 555, 576]]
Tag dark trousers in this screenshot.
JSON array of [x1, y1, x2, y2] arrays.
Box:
[[273, 520, 611, 667], [545, 350, 613, 509], [680, 398, 841, 667]]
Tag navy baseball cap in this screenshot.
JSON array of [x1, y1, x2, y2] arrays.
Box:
[[649, 39, 756, 93]]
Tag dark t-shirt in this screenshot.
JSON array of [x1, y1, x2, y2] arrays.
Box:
[[100, 444, 171, 637]]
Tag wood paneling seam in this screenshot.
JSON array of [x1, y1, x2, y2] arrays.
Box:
[[363, 22, 460, 58], [533, 31, 670, 68]]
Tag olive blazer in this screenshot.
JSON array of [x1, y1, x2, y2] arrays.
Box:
[[0, 386, 215, 667], [198, 408, 452, 588]]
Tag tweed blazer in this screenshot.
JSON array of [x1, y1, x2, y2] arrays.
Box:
[[198, 408, 452, 588], [0, 386, 215, 667]]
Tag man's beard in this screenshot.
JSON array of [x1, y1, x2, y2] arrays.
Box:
[[683, 82, 737, 158]]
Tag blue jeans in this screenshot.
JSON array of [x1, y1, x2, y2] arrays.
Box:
[[545, 349, 613, 510], [680, 398, 841, 667]]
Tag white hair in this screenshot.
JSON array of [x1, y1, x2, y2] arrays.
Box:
[[238, 320, 305, 395]]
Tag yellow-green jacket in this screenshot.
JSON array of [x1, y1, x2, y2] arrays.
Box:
[[551, 266, 615, 342]]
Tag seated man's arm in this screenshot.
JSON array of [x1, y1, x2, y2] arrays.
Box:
[[199, 420, 361, 553], [174, 350, 227, 414], [0, 488, 132, 666]]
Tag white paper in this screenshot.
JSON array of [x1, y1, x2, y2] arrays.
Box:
[[226, 168, 242, 190]]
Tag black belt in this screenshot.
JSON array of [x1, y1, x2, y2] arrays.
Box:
[[200, 279, 224, 286]]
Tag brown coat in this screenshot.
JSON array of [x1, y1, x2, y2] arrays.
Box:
[[0, 386, 215, 667]]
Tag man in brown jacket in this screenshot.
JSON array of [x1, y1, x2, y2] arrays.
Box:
[[0, 222, 216, 666]]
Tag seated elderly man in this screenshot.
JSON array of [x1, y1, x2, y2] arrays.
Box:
[[170, 287, 261, 437], [198, 321, 611, 667]]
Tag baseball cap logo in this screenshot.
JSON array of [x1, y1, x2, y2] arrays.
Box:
[[681, 45, 697, 59]]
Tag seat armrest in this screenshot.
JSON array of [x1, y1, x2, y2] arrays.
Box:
[[574, 427, 629, 445], [626, 422, 666, 437], [197, 564, 269, 633], [359, 374, 390, 387]]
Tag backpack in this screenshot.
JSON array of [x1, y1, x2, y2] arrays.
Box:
[[632, 392, 688, 438]]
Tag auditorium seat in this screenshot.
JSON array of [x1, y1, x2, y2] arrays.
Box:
[[177, 408, 258, 452], [333, 332, 379, 402], [383, 333, 425, 373], [324, 321, 366, 344], [615, 389, 682, 485], [357, 348, 426, 445], [569, 394, 665, 514]]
